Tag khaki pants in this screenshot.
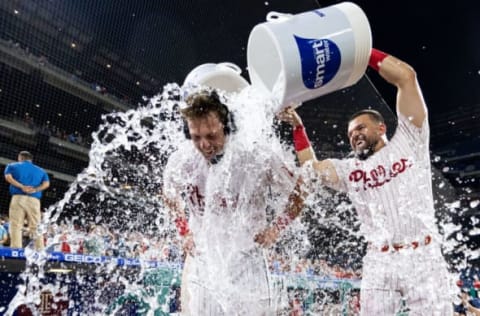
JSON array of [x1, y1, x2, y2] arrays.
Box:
[[9, 195, 44, 250]]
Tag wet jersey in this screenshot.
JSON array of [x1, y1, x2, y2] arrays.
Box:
[[163, 137, 297, 315], [163, 138, 297, 253], [328, 114, 438, 246]]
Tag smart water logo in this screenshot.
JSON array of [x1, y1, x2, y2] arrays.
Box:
[[294, 35, 341, 89], [313, 9, 325, 17]]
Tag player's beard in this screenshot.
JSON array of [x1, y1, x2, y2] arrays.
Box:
[[354, 136, 379, 161]]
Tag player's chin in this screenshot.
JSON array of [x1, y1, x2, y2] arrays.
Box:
[[202, 152, 214, 160], [354, 143, 368, 153], [351, 145, 361, 154]]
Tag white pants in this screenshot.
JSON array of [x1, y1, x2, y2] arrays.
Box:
[[360, 242, 455, 316], [181, 248, 273, 316]]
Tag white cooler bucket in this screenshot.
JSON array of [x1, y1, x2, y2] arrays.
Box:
[[183, 62, 250, 93], [247, 1, 372, 112]]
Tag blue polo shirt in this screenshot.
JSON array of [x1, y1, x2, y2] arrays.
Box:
[[4, 161, 49, 199]]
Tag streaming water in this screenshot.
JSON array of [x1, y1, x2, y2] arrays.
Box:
[[3, 82, 477, 315], [4, 83, 306, 315]]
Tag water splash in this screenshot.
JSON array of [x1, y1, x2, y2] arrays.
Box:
[[4, 81, 476, 314]]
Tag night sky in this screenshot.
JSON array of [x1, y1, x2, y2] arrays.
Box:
[[347, 1, 480, 119], [28, 0, 480, 118]]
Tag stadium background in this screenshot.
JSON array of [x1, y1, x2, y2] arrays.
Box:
[[0, 0, 478, 314]]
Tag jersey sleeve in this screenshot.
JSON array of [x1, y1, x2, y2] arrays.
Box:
[[396, 113, 430, 148], [394, 113, 430, 163], [41, 169, 50, 182], [4, 163, 14, 176]]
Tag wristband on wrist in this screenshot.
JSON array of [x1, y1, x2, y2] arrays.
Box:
[[368, 48, 389, 72], [174, 218, 190, 236], [293, 125, 311, 152], [274, 216, 291, 231], [274, 210, 299, 231]]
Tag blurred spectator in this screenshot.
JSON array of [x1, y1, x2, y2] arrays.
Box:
[[4, 151, 50, 250], [1, 215, 9, 241], [6, 112, 92, 148], [83, 224, 105, 256], [0, 217, 8, 247], [1, 215, 10, 232], [117, 234, 129, 258], [348, 290, 361, 316], [60, 233, 71, 253], [67, 132, 77, 144], [23, 113, 34, 129]]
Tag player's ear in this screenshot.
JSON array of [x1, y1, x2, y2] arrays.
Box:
[[378, 122, 387, 136]]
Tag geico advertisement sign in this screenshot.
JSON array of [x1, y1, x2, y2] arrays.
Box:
[[64, 254, 107, 264]]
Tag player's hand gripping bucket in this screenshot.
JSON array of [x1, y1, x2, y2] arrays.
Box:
[[247, 1, 372, 113]]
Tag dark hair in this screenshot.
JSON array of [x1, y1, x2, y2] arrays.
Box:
[[348, 109, 385, 124], [182, 90, 228, 123], [181, 90, 235, 138], [19, 151, 33, 161]]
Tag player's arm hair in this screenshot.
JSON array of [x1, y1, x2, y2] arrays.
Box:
[[296, 146, 317, 166], [292, 120, 340, 187], [312, 159, 340, 188], [274, 177, 306, 230], [370, 49, 427, 128], [297, 144, 341, 188]]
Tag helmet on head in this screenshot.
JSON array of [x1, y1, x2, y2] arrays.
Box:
[[182, 62, 250, 93], [181, 62, 249, 139]]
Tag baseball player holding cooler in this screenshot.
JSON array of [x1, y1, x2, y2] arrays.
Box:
[[162, 63, 305, 315], [280, 49, 456, 315]]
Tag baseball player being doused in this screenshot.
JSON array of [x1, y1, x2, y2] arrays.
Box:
[[162, 63, 306, 315]]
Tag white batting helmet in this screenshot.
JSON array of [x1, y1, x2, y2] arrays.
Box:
[[182, 62, 250, 93]]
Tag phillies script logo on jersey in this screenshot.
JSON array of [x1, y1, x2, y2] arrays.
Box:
[[187, 184, 205, 214], [187, 184, 239, 214], [349, 158, 413, 190]]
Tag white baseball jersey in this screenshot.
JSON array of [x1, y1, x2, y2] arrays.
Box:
[[325, 114, 455, 316], [163, 136, 297, 315], [329, 114, 437, 246]]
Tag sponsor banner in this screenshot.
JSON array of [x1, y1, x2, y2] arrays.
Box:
[[0, 248, 181, 269]]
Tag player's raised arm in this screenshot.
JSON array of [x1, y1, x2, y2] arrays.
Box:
[[369, 48, 427, 127], [277, 107, 340, 188]]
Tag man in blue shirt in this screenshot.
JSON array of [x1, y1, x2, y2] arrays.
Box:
[[4, 151, 50, 250]]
